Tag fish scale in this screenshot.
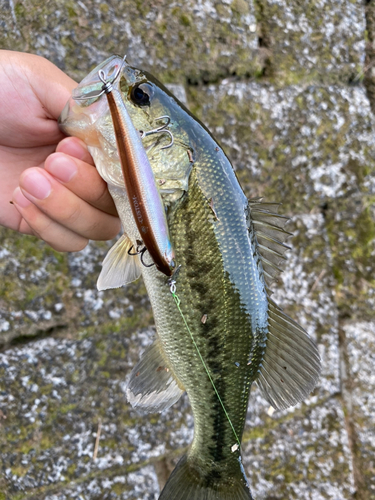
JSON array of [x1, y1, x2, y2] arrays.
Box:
[[142, 167, 258, 473], [195, 145, 269, 342]]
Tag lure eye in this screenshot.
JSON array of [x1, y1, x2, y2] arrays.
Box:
[[130, 83, 154, 106]]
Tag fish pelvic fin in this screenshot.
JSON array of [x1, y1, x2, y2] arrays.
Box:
[[159, 455, 253, 500], [126, 338, 184, 413], [256, 301, 321, 410], [97, 234, 142, 290]]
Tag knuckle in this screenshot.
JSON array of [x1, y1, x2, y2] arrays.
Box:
[[61, 204, 82, 226], [86, 219, 102, 235], [27, 211, 54, 236], [94, 185, 110, 207]]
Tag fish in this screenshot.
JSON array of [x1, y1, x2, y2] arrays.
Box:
[[59, 55, 321, 500]]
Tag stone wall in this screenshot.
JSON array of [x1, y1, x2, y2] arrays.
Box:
[[0, 1, 374, 499]]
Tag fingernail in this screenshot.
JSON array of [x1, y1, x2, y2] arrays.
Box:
[[21, 170, 51, 200], [46, 155, 77, 183], [13, 187, 31, 208], [58, 138, 88, 160]]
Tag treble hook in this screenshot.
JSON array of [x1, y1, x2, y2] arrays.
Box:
[[140, 115, 174, 150], [127, 243, 143, 256], [139, 248, 155, 268], [127, 244, 155, 269]]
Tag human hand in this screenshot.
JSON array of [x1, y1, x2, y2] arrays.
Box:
[[0, 50, 120, 251]]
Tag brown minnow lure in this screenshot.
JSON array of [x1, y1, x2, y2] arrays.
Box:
[[96, 64, 175, 277]]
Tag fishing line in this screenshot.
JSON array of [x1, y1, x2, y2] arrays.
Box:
[[169, 279, 241, 451]]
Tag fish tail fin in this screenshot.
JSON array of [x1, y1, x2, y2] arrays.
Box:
[[159, 455, 253, 500]]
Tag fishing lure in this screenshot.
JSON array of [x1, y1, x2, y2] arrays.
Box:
[[78, 58, 175, 277]]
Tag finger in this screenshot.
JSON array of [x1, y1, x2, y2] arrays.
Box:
[[56, 137, 95, 166], [9, 198, 34, 236], [19, 168, 121, 241], [18, 52, 77, 120], [12, 187, 89, 252], [18, 217, 36, 236], [2, 51, 77, 145], [44, 152, 118, 216]]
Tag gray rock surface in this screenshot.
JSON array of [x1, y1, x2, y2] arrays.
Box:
[[0, 0, 374, 499], [256, 0, 366, 83], [344, 321, 375, 497]]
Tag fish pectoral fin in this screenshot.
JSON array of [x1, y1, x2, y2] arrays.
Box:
[[256, 301, 321, 410], [97, 234, 142, 291], [126, 338, 184, 413]]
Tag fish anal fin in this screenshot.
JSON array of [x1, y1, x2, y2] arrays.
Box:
[[126, 338, 184, 413], [97, 234, 142, 291], [256, 302, 321, 410]]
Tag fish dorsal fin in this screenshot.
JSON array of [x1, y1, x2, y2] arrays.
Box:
[[248, 199, 292, 288], [126, 338, 185, 413], [256, 302, 321, 410], [248, 199, 321, 408], [97, 234, 142, 291]]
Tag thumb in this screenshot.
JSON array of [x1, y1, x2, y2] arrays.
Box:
[[21, 52, 78, 120]]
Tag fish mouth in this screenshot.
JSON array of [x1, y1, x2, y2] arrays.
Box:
[[58, 96, 95, 142], [58, 89, 111, 146], [58, 55, 128, 142]]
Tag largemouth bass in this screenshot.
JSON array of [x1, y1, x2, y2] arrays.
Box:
[[59, 55, 321, 500]]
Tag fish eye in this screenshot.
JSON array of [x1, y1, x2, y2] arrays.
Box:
[[130, 83, 154, 106]]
